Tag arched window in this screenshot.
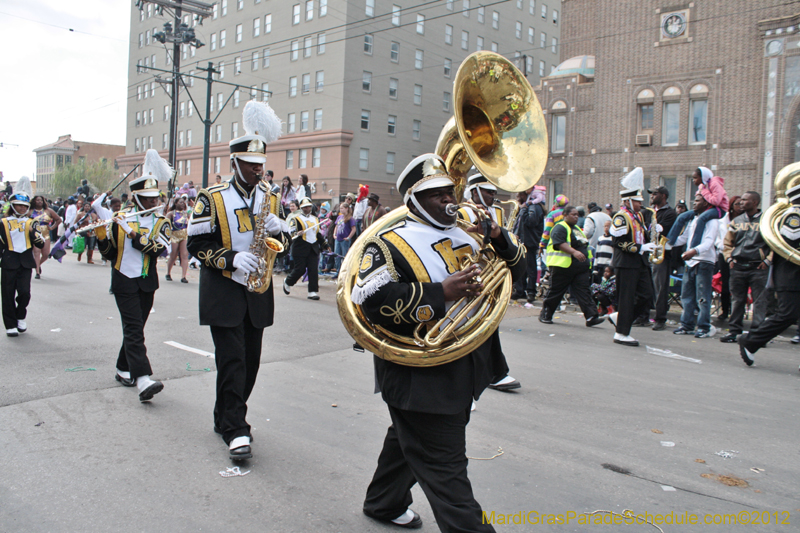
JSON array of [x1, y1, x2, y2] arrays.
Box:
[[689, 84, 709, 144], [662, 86, 682, 146]]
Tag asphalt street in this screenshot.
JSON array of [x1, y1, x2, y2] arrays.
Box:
[[1, 254, 799, 532]]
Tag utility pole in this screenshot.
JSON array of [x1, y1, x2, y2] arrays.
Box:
[[200, 62, 218, 189]]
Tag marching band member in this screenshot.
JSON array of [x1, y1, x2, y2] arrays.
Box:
[[354, 154, 525, 532], [283, 197, 324, 300], [187, 100, 289, 461], [96, 150, 172, 401], [607, 168, 656, 346], [739, 182, 800, 366], [457, 172, 520, 392], [1, 193, 45, 337]]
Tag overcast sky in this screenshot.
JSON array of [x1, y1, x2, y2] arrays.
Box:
[[0, 0, 131, 182]]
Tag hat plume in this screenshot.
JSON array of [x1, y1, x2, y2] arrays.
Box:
[[243, 100, 282, 143], [143, 149, 173, 182]]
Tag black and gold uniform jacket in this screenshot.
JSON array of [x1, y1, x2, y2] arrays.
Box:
[[352, 212, 525, 415], [97, 208, 170, 293], [609, 208, 651, 269], [0, 215, 46, 269], [187, 179, 290, 328], [773, 206, 800, 291]]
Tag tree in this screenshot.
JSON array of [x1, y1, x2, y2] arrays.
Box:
[[49, 159, 125, 199]]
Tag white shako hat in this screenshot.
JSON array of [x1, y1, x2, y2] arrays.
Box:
[[397, 154, 454, 203], [466, 170, 497, 193], [229, 100, 282, 164], [130, 149, 172, 198], [787, 182, 800, 203], [299, 197, 313, 208], [620, 167, 644, 202]]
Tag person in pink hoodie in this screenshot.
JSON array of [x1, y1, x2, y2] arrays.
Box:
[[666, 166, 729, 249]]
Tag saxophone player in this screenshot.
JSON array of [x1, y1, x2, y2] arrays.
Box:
[[187, 101, 288, 461]]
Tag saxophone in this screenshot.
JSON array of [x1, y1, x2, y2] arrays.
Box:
[[648, 207, 667, 265], [246, 182, 285, 293]]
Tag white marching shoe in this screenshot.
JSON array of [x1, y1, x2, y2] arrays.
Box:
[[17, 320, 27, 333], [6, 328, 19, 337]]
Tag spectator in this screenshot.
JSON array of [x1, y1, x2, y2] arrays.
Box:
[[539, 206, 604, 327], [583, 202, 613, 251], [667, 167, 729, 249], [296, 174, 311, 201], [593, 220, 614, 275], [165, 198, 190, 283], [2, 181, 12, 197], [673, 194, 719, 338], [280, 176, 297, 212], [321, 203, 339, 272], [333, 203, 356, 275], [76, 202, 99, 264], [215, 175, 222, 185], [591, 266, 617, 315], [576, 206, 586, 229], [719, 191, 771, 343], [648, 186, 678, 331], [715, 196, 744, 320], [363, 193, 386, 229], [675, 199, 688, 215], [539, 194, 569, 253], [186, 181, 197, 199], [513, 186, 546, 303], [64, 197, 78, 248], [353, 185, 369, 236], [605, 203, 615, 217]]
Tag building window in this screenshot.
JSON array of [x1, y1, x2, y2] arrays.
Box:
[[234, 56, 241, 75], [236, 23, 242, 43], [252, 51, 259, 71], [461, 31, 469, 50], [541, 4, 547, 18], [361, 110, 371, 130], [164, 105, 169, 121], [286, 150, 294, 169], [528, 27, 534, 44], [389, 78, 398, 98], [289, 76, 298, 97], [662, 102, 680, 146], [517, 0, 522, 8], [304, 36, 312, 57], [299, 149, 308, 168], [262, 82, 270, 101], [231, 122, 239, 139], [417, 14, 425, 34], [386, 152, 395, 173], [293, 4, 301, 24], [253, 17, 260, 37], [515, 21, 522, 39], [639, 104, 654, 131], [136, 111, 141, 127], [443, 92, 451, 112], [218, 93, 224, 110], [222, 0, 228, 16], [689, 100, 708, 144], [477, 36, 484, 50], [364, 34, 373, 54], [366, 0, 374, 17], [306, 0, 314, 21], [491, 41, 498, 52], [215, 125, 222, 142], [135, 138, 140, 152], [318, 33, 326, 54], [539, 60, 545, 76], [288, 113, 296, 133], [478, 6, 484, 23], [312, 147, 321, 167], [526, 55, 533, 75], [234, 90, 240, 107], [302, 73, 311, 93], [412, 120, 421, 140], [186, 160, 191, 175], [250, 85, 257, 99], [237, 0, 243, 10], [359, 148, 369, 170], [462, 0, 470, 17], [291, 40, 299, 61], [220, 29, 227, 48], [551, 114, 566, 153], [314, 109, 323, 130], [263, 48, 270, 68], [139, 33, 143, 48], [362, 71, 372, 92], [492, 11, 499, 29], [390, 42, 399, 62], [540, 31, 547, 50], [553, 9, 558, 24], [388, 115, 397, 135], [551, 37, 558, 53], [177, 161, 183, 175], [179, 102, 185, 118], [319, 0, 327, 17], [447, 0, 453, 11], [529, 0, 535, 15], [414, 84, 422, 105], [415, 49, 423, 69], [163, 133, 168, 149], [392, 5, 400, 26], [265, 13, 272, 33], [444, 58, 452, 77], [316, 70, 324, 91]]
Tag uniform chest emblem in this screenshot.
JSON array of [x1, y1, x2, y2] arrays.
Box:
[[415, 305, 434, 322]]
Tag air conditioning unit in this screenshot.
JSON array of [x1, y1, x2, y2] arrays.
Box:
[[635, 134, 652, 146]]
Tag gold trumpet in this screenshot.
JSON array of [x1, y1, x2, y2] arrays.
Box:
[[761, 162, 800, 266], [336, 51, 546, 367]]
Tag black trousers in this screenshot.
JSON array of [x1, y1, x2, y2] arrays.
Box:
[[615, 265, 654, 336], [210, 309, 263, 444], [717, 253, 731, 317], [285, 244, 319, 292], [364, 406, 495, 533], [114, 289, 155, 379], [740, 291, 800, 354], [542, 265, 597, 320], [652, 252, 672, 322], [1, 267, 32, 330], [513, 246, 538, 299], [728, 267, 769, 334]]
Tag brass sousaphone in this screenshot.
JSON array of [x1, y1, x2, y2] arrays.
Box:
[[336, 52, 547, 366], [761, 161, 800, 266]]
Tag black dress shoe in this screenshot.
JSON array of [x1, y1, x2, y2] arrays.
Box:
[[230, 445, 252, 461], [364, 509, 423, 529], [488, 378, 521, 391], [165, 274, 172, 281], [652, 321, 666, 331], [115, 373, 136, 387], [538, 314, 553, 324], [215, 426, 254, 443], [138, 381, 164, 402], [613, 338, 640, 347], [720, 332, 738, 343], [631, 318, 650, 327], [586, 315, 605, 327], [510, 292, 526, 300]]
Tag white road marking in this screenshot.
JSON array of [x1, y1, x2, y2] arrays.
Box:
[[164, 341, 214, 358]]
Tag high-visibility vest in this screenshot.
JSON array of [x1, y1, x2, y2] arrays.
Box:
[[545, 221, 592, 268]]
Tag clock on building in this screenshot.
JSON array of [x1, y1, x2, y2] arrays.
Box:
[[767, 40, 783, 56], [661, 12, 687, 39]]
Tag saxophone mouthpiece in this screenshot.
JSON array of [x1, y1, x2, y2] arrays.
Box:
[[445, 203, 459, 216]]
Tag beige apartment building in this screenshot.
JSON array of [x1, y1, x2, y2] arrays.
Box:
[[120, 0, 562, 207], [34, 135, 124, 195]]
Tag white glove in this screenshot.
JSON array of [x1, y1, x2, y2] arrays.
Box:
[[262, 213, 289, 236], [639, 243, 656, 254], [233, 251, 259, 274], [655, 224, 663, 233], [114, 217, 133, 235]]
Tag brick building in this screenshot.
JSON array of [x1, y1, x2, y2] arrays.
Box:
[[534, 1, 800, 210], [33, 135, 124, 195]]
